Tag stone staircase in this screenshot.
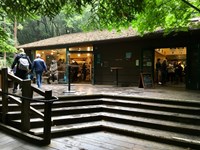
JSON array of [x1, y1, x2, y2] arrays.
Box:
[[1, 95, 200, 149]]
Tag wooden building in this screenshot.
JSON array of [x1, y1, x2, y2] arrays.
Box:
[[18, 28, 200, 90]]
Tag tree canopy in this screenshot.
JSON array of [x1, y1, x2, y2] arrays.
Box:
[[0, 0, 200, 52]]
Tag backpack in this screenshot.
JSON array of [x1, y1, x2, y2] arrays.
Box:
[[18, 56, 29, 71]]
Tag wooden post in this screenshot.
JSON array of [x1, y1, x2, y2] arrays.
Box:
[[68, 66, 71, 91], [21, 79, 32, 132], [43, 90, 52, 145], [1, 68, 8, 123]]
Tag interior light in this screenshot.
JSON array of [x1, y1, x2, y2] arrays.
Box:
[[87, 53, 90, 56], [78, 54, 80, 57]]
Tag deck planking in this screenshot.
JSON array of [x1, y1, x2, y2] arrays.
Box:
[[0, 130, 188, 150]]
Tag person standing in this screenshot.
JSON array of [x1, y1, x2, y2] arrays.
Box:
[[71, 60, 79, 82], [81, 63, 87, 81], [47, 59, 58, 84], [32, 54, 47, 88], [156, 58, 162, 84], [167, 62, 175, 83], [161, 60, 168, 85], [11, 48, 32, 93]]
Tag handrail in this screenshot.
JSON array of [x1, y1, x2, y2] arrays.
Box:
[[0, 90, 58, 103], [7, 73, 58, 100], [7, 72, 23, 84], [0, 68, 58, 145], [8, 95, 45, 119]]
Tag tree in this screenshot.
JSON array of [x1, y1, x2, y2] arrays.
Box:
[[131, 0, 200, 34], [84, 0, 200, 34], [18, 15, 68, 44], [1, 0, 200, 51], [17, 12, 85, 44], [17, 5, 94, 44], [0, 0, 94, 52]]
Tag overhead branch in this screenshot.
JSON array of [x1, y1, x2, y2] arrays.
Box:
[[181, 0, 200, 13]]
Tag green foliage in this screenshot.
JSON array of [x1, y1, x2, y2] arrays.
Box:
[[17, 13, 84, 44], [70, 0, 200, 34], [1, 0, 200, 49], [0, 26, 8, 40], [131, 0, 200, 34], [0, 39, 17, 53], [0, 26, 17, 53], [84, 0, 145, 31]]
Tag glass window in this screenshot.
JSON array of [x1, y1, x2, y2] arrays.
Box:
[[69, 46, 93, 52]]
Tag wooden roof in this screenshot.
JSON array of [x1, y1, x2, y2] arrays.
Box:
[[18, 28, 139, 49]]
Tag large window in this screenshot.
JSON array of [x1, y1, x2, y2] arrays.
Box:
[[35, 48, 66, 68]]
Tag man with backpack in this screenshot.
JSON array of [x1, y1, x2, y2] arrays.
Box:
[[11, 48, 32, 93]]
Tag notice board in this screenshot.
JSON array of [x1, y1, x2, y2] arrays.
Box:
[[139, 73, 154, 88]]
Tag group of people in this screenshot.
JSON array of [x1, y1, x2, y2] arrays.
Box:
[[11, 48, 88, 93], [156, 58, 185, 85], [70, 60, 87, 82], [11, 48, 47, 93]]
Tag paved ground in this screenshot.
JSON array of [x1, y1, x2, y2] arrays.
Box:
[[38, 83, 200, 102], [1, 82, 200, 150]]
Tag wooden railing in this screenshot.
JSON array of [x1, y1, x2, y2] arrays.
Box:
[[0, 68, 58, 145]]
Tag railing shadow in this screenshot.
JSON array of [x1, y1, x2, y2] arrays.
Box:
[[0, 68, 58, 145]]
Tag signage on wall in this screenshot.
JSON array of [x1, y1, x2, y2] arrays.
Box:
[[97, 54, 101, 64], [136, 60, 139, 66], [139, 73, 154, 88], [125, 52, 132, 59]]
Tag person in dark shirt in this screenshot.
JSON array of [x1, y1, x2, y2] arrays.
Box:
[[11, 48, 32, 93], [156, 58, 162, 84], [71, 60, 79, 82], [161, 60, 168, 85], [81, 63, 87, 81], [32, 54, 47, 88]]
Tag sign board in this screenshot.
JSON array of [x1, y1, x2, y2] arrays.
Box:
[[139, 73, 154, 88]]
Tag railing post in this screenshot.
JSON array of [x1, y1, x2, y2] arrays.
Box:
[[21, 79, 32, 132], [43, 90, 53, 145], [1, 68, 8, 123]]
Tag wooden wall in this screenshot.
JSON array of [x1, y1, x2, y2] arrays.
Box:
[[94, 41, 141, 86]]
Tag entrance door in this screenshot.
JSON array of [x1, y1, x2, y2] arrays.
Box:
[[69, 52, 93, 83], [187, 44, 200, 89], [141, 49, 154, 75], [154, 47, 186, 86]]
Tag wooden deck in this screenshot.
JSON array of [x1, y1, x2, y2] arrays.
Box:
[[0, 131, 186, 150]]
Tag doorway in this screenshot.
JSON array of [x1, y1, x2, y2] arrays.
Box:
[[154, 47, 187, 87], [68, 46, 93, 83]]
